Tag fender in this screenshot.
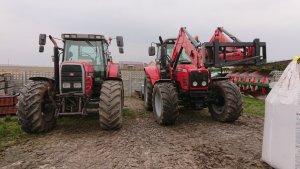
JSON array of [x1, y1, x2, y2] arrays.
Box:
[[144, 66, 160, 85], [107, 62, 120, 78], [29, 76, 55, 83], [211, 77, 230, 81], [154, 79, 172, 86]]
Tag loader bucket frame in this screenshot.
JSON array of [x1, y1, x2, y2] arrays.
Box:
[[203, 39, 267, 68]]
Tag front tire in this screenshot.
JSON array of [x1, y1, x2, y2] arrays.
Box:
[[144, 75, 153, 111], [209, 80, 243, 122], [152, 83, 179, 125], [17, 81, 56, 133], [99, 80, 123, 130]]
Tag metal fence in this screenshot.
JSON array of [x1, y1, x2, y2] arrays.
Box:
[[121, 71, 144, 96], [12, 72, 53, 93], [0, 70, 144, 96]]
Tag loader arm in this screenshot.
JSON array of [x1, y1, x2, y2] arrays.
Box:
[[170, 27, 266, 72], [209, 27, 241, 43], [170, 27, 203, 79]]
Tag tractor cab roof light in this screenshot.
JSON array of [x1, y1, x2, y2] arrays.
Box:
[[61, 34, 104, 40], [70, 34, 77, 38], [88, 35, 96, 39], [61, 34, 77, 39]]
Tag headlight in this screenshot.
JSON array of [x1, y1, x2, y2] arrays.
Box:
[[192, 81, 198, 86], [62, 82, 71, 88], [73, 83, 82, 88], [201, 81, 207, 86]]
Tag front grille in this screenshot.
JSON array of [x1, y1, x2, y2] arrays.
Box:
[[190, 70, 208, 88], [61, 64, 84, 93]]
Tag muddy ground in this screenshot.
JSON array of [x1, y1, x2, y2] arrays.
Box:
[[0, 97, 271, 169]]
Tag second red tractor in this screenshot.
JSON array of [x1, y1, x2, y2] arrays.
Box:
[[144, 27, 266, 124]]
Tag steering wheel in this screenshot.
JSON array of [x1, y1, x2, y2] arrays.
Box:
[[81, 53, 95, 63], [81, 53, 93, 58]]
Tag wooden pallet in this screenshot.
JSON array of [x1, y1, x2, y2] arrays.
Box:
[[0, 72, 15, 96]]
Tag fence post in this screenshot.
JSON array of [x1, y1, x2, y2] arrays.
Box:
[[129, 71, 132, 97]]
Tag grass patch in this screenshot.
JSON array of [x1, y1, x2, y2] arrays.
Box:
[[243, 97, 265, 117], [0, 116, 26, 149], [123, 108, 146, 118]]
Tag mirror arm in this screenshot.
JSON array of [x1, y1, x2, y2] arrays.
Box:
[[150, 42, 155, 47], [49, 35, 58, 48]]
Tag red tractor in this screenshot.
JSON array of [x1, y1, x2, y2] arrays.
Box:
[[17, 33, 124, 133], [144, 27, 266, 124]]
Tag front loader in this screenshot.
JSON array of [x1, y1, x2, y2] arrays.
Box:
[[144, 27, 266, 125], [17, 33, 125, 133]]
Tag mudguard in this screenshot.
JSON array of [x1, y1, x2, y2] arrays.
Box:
[[29, 76, 55, 83], [106, 62, 122, 81], [107, 62, 119, 77], [144, 66, 160, 85]]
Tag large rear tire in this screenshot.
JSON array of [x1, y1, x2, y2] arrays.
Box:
[[17, 81, 56, 133], [99, 80, 123, 130], [152, 83, 179, 125], [209, 80, 243, 122], [144, 75, 153, 111]]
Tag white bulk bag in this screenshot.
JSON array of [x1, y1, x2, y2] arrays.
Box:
[[262, 56, 300, 169]]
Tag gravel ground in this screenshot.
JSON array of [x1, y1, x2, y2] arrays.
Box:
[[0, 97, 271, 169]]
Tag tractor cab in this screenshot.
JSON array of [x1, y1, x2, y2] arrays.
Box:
[[62, 34, 109, 65], [59, 34, 124, 97], [149, 38, 192, 79], [61, 34, 112, 82]]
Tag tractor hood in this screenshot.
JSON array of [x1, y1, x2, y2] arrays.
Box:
[[60, 61, 94, 94], [62, 61, 94, 76]]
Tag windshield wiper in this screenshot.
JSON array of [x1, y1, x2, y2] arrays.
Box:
[[85, 41, 98, 54], [85, 41, 94, 47]]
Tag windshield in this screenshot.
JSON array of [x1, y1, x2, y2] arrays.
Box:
[[178, 48, 192, 63], [164, 43, 191, 63], [64, 40, 104, 65], [166, 44, 174, 57]]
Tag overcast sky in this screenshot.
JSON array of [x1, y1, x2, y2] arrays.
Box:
[[0, 0, 299, 66]]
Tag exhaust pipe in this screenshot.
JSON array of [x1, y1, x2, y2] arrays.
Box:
[[49, 36, 60, 91]]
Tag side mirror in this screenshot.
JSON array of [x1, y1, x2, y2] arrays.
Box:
[[116, 36, 124, 47], [39, 45, 44, 53], [119, 47, 124, 54], [148, 46, 156, 56], [39, 34, 46, 45]]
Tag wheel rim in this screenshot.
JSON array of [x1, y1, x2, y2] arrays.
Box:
[[41, 102, 55, 122], [155, 90, 162, 117], [41, 93, 55, 122], [211, 87, 225, 114]]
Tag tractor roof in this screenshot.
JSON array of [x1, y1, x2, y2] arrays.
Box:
[[61, 33, 108, 44], [163, 38, 176, 44]]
